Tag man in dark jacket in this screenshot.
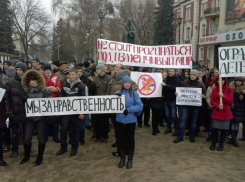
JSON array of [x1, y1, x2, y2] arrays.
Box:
[[56, 68, 86, 157], [93, 64, 110, 143], [162, 68, 181, 136], [173, 69, 206, 143], [5, 62, 27, 158]]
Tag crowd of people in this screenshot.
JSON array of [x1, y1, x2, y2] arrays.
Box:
[[0, 58, 244, 169]]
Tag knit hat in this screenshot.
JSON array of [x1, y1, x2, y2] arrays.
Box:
[[59, 61, 67, 66], [44, 64, 52, 71], [96, 64, 106, 72], [3, 61, 11, 66], [77, 63, 84, 67], [16, 62, 27, 72], [64, 69, 69, 75], [6, 66, 16, 77], [190, 69, 198, 77], [84, 61, 90, 68], [122, 76, 132, 85], [116, 70, 128, 81], [52, 61, 60, 67]]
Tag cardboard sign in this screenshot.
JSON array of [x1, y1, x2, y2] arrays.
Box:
[[97, 39, 192, 68], [176, 87, 202, 106], [131, 72, 162, 98], [25, 96, 125, 117], [0, 88, 6, 102]]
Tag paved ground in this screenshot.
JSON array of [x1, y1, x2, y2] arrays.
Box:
[[1, 124, 245, 182]]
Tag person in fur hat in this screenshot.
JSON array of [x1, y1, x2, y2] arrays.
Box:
[[20, 70, 50, 166], [229, 77, 245, 147]]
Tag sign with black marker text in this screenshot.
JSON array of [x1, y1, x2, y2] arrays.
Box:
[[25, 96, 125, 117], [176, 87, 202, 106]]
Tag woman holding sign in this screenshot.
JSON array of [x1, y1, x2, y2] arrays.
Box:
[[115, 76, 143, 169], [210, 76, 233, 151]]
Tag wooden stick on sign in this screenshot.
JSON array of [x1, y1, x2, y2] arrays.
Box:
[[219, 75, 223, 105]]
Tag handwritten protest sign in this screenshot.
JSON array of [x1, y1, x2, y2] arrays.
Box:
[[219, 46, 245, 77], [0, 88, 6, 102], [176, 87, 202, 106], [97, 39, 192, 68], [25, 96, 125, 117], [131, 72, 162, 98]]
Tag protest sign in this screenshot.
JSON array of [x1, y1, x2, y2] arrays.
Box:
[[219, 46, 245, 77], [0, 88, 6, 102], [176, 87, 202, 106], [25, 95, 125, 117], [97, 39, 192, 68], [131, 72, 162, 98]]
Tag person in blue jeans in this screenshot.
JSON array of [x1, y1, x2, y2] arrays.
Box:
[[173, 69, 206, 143], [162, 68, 181, 136]]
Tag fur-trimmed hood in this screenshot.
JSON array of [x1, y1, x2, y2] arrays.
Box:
[[229, 81, 245, 94], [21, 69, 46, 92]]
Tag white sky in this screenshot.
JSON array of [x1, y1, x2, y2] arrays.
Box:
[[40, 0, 52, 14]]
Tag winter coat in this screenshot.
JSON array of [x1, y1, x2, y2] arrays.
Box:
[[5, 75, 27, 123], [163, 75, 181, 101], [210, 76, 233, 121], [43, 73, 62, 98], [59, 78, 86, 98], [116, 89, 143, 124], [110, 80, 138, 96], [93, 73, 110, 96], [229, 81, 245, 123], [22, 70, 51, 122], [181, 78, 206, 95], [0, 80, 11, 128], [55, 70, 65, 80], [149, 87, 164, 109]]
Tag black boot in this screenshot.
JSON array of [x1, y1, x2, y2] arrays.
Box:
[[210, 128, 218, 151], [126, 151, 133, 169], [232, 130, 239, 147], [217, 130, 226, 151], [33, 143, 45, 166], [118, 149, 125, 168], [20, 144, 31, 164]]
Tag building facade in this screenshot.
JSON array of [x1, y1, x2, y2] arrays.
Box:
[[174, 0, 245, 69]]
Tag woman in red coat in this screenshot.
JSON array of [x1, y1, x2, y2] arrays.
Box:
[[210, 76, 233, 151]]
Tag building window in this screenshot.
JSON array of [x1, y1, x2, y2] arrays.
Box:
[[210, 21, 214, 35], [176, 26, 180, 43], [216, 0, 220, 7], [208, 47, 212, 59], [186, 27, 191, 40], [201, 2, 208, 15], [212, 0, 215, 8], [202, 23, 206, 37], [199, 47, 204, 60], [186, 7, 191, 19]]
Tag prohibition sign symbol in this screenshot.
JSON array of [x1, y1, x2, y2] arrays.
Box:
[[137, 74, 156, 96]]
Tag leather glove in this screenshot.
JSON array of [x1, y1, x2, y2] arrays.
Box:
[[116, 93, 122, 96], [21, 96, 27, 105], [123, 109, 128, 116]]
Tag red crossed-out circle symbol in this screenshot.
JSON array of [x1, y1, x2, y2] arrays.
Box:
[[137, 74, 156, 96]]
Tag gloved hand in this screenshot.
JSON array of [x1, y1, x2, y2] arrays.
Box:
[[21, 96, 28, 105], [116, 93, 122, 96], [5, 112, 13, 118], [123, 109, 128, 116]]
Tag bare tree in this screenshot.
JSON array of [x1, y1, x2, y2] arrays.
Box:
[[10, 0, 51, 61]]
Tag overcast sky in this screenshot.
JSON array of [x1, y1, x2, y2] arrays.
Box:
[[40, 0, 52, 14]]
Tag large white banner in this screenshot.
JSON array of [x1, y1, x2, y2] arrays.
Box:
[[131, 72, 162, 98], [176, 87, 202, 106], [97, 39, 192, 68], [219, 46, 245, 77], [0, 88, 6, 102], [25, 96, 125, 117]]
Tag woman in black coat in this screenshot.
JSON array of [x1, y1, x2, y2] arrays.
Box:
[[229, 77, 245, 147], [0, 79, 11, 166]]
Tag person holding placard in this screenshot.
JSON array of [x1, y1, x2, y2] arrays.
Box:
[[115, 76, 143, 169], [210, 76, 233, 151], [20, 70, 51, 166], [228, 77, 245, 147], [173, 69, 206, 143], [0, 79, 11, 166]]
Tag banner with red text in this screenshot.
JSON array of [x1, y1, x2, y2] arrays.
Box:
[[97, 39, 192, 68], [131, 72, 162, 98]]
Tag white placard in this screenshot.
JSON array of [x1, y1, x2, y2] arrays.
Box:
[[25, 95, 125, 117], [97, 39, 192, 68], [131, 72, 162, 98], [219, 46, 245, 77], [0, 88, 6, 102], [176, 87, 202, 106]]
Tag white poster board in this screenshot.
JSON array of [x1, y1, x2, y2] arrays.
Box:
[[0, 88, 6, 102], [176, 87, 202, 106], [25, 95, 125, 117], [131, 72, 162, 98]]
